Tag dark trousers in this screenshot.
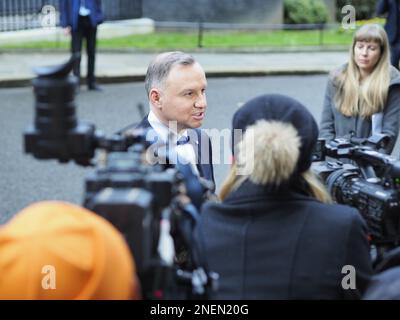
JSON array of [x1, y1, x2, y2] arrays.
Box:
[[71, 15, 97, 86], [390, 40, 400, 70]]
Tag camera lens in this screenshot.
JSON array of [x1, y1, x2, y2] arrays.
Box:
[[33, 75, 78, 136]]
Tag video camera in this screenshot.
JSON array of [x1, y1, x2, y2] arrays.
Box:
[[23, 55, 218, 299], [312, 135, 400, 259]]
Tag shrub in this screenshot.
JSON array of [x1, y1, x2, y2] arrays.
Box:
[[284, 0, 329, 24]]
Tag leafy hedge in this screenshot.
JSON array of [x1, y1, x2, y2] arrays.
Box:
[[284, 0, 329, 24]]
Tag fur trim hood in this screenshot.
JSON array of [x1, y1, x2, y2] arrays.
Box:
[[236, 120, 301, 185]]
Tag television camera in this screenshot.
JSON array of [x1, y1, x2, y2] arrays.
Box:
[[312, 135, 400, 260]]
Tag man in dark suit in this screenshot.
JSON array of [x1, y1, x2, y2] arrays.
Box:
[[60, 0, 104, 90], [377, 0, 400, 68], [138, 51, 215, 185]]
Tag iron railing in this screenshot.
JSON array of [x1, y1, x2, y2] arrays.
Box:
[[0, 0, 58, 31], [0, 0, 141, 32], [155, 21, 343, 48]]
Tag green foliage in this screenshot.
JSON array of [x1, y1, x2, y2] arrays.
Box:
[[336, 0, 378, 21], [0, 29, 354, 50], [284, 0, 329, 24]]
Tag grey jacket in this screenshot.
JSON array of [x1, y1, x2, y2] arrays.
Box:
[[319, 65, 400, 153]]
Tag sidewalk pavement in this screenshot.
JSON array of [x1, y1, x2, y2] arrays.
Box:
[[0, 49, 349, 88], [0, 18, 349, 87]]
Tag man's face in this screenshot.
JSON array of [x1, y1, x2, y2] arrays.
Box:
[[151, 62, 207, 132]]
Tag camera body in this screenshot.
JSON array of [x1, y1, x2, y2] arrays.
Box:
[[84, 150, 179, 271], [312, 137, 400, 249], [24, 55, 218, 299]]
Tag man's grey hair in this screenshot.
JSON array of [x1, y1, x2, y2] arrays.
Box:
[[144, 51, 196, 96]]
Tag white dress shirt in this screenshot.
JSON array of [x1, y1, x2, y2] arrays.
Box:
[[147, 110, 199, 176], [79, 0, 91, 16]]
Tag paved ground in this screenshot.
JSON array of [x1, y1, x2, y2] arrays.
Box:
[[0, 17, 349, 85], [0, 50, 349, 87]]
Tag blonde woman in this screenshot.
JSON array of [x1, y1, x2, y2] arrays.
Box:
[[320, 24, 400, 154], [199, 94, 373, 299]]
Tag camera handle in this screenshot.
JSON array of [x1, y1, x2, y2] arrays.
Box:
[[172, 201, 219, 299]]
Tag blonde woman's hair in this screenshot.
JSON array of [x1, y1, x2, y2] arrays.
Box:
[[302, 170, 332, 204], [219, 120, 332, 203], [219, 163, 239, 201], [335, 24, 390, 117]]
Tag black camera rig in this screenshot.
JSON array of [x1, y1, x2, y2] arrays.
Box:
[[23, 55, 218, 299], [312, 135, 400, 258]]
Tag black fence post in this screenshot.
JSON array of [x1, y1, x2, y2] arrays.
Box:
[[318, 23, 324, 46], [197, 21, 203, 48]]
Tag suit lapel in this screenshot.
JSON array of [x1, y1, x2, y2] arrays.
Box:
[[73, 0, 80, 17], [188, 129, 204, 176]]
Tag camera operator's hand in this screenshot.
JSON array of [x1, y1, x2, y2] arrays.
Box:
[[175, 191, 192, 207], [63, 26, 71, 36], [197, 177, 219, 203], [204, 191, 219, 203]]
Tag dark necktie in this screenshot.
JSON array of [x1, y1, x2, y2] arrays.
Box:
[[177, 136, 190, 146]]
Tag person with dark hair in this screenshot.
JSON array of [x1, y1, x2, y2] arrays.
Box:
[[137, 51, 215, 185], [60, 0, 104, 91], [0, 201, 140, 300], [377, 0, 400, 69], [199, 94, 373, 299]]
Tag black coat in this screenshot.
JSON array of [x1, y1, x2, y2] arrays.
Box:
[[377, 0, 400, 43], [137, 116, 215, 185], [200, 180, 373, 299]]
